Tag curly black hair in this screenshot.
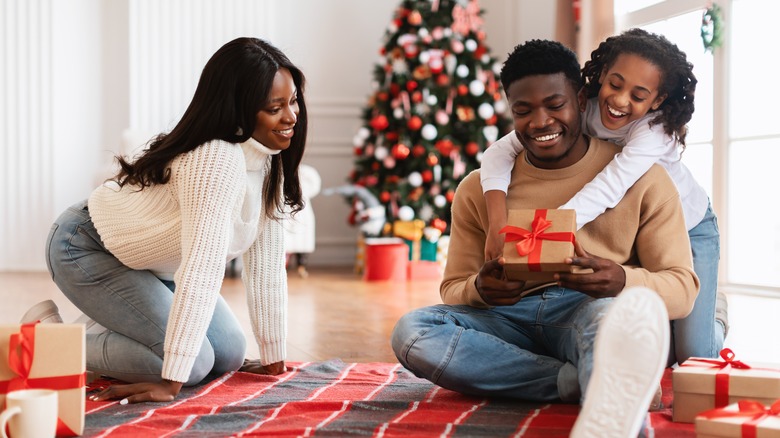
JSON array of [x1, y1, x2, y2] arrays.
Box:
[[582, 28, 697, 147], [500, 39, 582, 94]]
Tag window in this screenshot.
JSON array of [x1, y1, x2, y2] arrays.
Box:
[[615, 0, 780, 291]]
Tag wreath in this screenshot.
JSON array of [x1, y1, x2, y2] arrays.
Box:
[[701, 4, 724, 53]]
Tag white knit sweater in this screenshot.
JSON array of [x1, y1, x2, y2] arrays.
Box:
[[89, 137, 287, 383]]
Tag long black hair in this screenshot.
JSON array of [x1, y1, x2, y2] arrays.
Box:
[[582, 28, 696, 147], [114, 37, 308, 218]]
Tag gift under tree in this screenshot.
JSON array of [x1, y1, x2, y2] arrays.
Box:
[[348, 0, 511, 246]]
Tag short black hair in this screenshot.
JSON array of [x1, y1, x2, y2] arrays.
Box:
[[499, 40, 582, 93]]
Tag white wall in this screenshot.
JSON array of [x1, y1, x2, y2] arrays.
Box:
[[0, 0, 556, 271]]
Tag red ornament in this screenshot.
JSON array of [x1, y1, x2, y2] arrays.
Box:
[[406, 80, 418, 92], [354, 146, 363, 156], [411, 91, 423, 103], [392, 143, 411, 160], [465, 142, 479, 156], [385, 131, 399, 141], [386, 175, 400, 184], [427, 153, 439, 167], [407, 116, 423, 131], [408, 10, 422, 25], [370, 114, 389, 131], [457, 84, 469, 96], [486, 114, 498, 125], [436, 74, 450, 86], [421, 170, 433, 183], [412, 144, 426, 157], [445, 190, 455, 203], [376, 92, 389, 101], [431, 218, 447, 232], [435, 139, 454, 157], [390, 83, 401, 97], [380, 191, 391, 203]]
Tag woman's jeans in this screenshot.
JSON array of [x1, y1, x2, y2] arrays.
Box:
[[391, 287, 611, 403], [45, 201, 246, 385], [670, 202, 723, 365]]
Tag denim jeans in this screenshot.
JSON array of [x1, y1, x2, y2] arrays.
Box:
[[391, 287, 613, 403], [669, 202, 723, 365], [45, 201, 246, 385]]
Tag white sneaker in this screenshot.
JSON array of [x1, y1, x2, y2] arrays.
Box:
[[570, 287, 670, 438], [20, 300, 63, 324]]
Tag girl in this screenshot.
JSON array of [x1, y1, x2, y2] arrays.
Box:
[[480, 28, 724, 365], [33, 37, 308, 403]]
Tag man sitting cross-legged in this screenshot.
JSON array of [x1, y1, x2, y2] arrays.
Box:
[[390, 40, 699, 438]]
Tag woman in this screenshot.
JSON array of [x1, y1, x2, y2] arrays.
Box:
[[38, 37, 307, 404]]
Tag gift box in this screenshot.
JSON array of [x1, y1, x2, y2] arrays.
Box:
[[695, 400, 780, 437], [673, 349, 780, 423], [500, 209, 577, 281], [363, 237, 410, 281], [407, 260, 443, 280], [0, 323, 85, 436], [393, 220, 426, 261]]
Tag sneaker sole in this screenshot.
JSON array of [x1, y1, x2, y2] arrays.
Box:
[[570, 287, 670, 438]]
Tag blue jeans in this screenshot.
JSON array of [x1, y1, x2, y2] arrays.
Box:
[[45, 201, 246, 385], [669, 202, 723, 365], [391, 287, 612, 402]]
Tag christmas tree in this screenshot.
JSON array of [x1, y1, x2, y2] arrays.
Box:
[[348, 0, 511, 236]]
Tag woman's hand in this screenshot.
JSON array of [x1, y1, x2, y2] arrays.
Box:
[[89, 379, 183, 405], [240, 359, 287, 375]]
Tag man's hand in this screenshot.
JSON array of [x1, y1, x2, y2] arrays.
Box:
[[88, 379, 183, 404], [239, 359, 287, 376], [555, 241, 626, 298], [476, 257, 526, 306]]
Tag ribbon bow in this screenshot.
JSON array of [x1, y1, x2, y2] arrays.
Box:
[[6, 323, 37, 392], [499, 210, 575, 271], [700, 400, 780, 438], [687, 348, 751, 370], [682, 348, 752, 408]]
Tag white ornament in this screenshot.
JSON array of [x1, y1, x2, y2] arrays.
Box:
[[374, 146, 389, 160], [434, 195, 447, 208], [421, 124, 438, 140], [418, 50, 431, 64], [465, 39, 478, 52], [418, 28, 429, 39], [358, 127, 371, 140], [398, 206, 415, 221], [469, 80, 485, 96], [476, 151, 484, 163], [482, 126, 499, 143], [353, 135, 364, 147], [383, 156, 396, 169], [456, 64, 470, 78], [481, 54, 490, 63], [426, 94, 438, 106], [419, 206, 434, 222], [393, 107, 404, 119], [408, 171, 423, 187], [478, 102, 494, 119], [494, 99, 507, 114]]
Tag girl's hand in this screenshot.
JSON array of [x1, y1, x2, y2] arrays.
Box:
[[240, 359, 287, 375], [89, 379, 183, 404], [484, 230, 505, 261]]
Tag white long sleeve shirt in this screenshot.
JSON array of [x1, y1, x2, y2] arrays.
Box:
[[480, 97, 709, 230], [89, 137, 287, 382]]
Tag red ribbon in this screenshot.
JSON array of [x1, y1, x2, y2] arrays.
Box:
[[682, 348, 752, 407], [1, 323, 85, 436], [699, 400, 780, 438], [499, 210, 576, 271]]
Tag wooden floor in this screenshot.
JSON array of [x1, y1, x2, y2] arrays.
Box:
[[1, 267, 778, 365]]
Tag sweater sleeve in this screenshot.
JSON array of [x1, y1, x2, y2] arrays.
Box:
[[561, 122, 675, 229], [480, 131, 524, 194], [163, 142, 243, 382], [621, 167, 700, 320], [242, 208, 288, 365]]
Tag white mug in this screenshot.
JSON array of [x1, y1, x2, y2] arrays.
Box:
[[0, 389, 58, 438]]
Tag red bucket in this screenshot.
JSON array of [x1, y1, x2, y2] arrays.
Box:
[[363, 238, 409, 281]]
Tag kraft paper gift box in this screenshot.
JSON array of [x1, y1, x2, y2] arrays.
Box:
[[500, 209, 577, 281], [673, 349, 780, 424], [695, 400, 780, 438], [0, 323, 86, 436]]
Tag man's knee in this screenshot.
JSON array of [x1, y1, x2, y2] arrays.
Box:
[[391, 306, 448, 366]]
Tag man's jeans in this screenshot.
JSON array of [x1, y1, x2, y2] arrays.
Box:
[[45, 201, 246, 385], [391, 287, 613, 402], [671, 202, 723, 364]]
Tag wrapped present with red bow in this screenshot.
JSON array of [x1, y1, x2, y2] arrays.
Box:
[[0, 323, 86, 436], [673, 348, 780, 424], [695, 400, 780, 437], [499, 209, 577, 281]]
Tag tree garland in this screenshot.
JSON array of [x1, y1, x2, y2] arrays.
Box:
[[701, 3, 724, 53]]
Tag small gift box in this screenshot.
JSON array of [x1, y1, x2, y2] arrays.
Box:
[[393, 220, 426, 261], [673, 349, 780, 423], [363, 237, 409, 281], [407, 260, 443, 280], [500, 209, 577, 281], [695, 400, 780, 437], [0, 323, 86, 436]]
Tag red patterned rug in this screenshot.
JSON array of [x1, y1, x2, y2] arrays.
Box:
[[83, 360, 694, 437]]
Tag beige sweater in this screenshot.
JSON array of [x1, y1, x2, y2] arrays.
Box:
[[89, 137, 287, 382], [443, 138, 699, 320]]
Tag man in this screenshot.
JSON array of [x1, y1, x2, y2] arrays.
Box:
[[391, 40, 699, 437]]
